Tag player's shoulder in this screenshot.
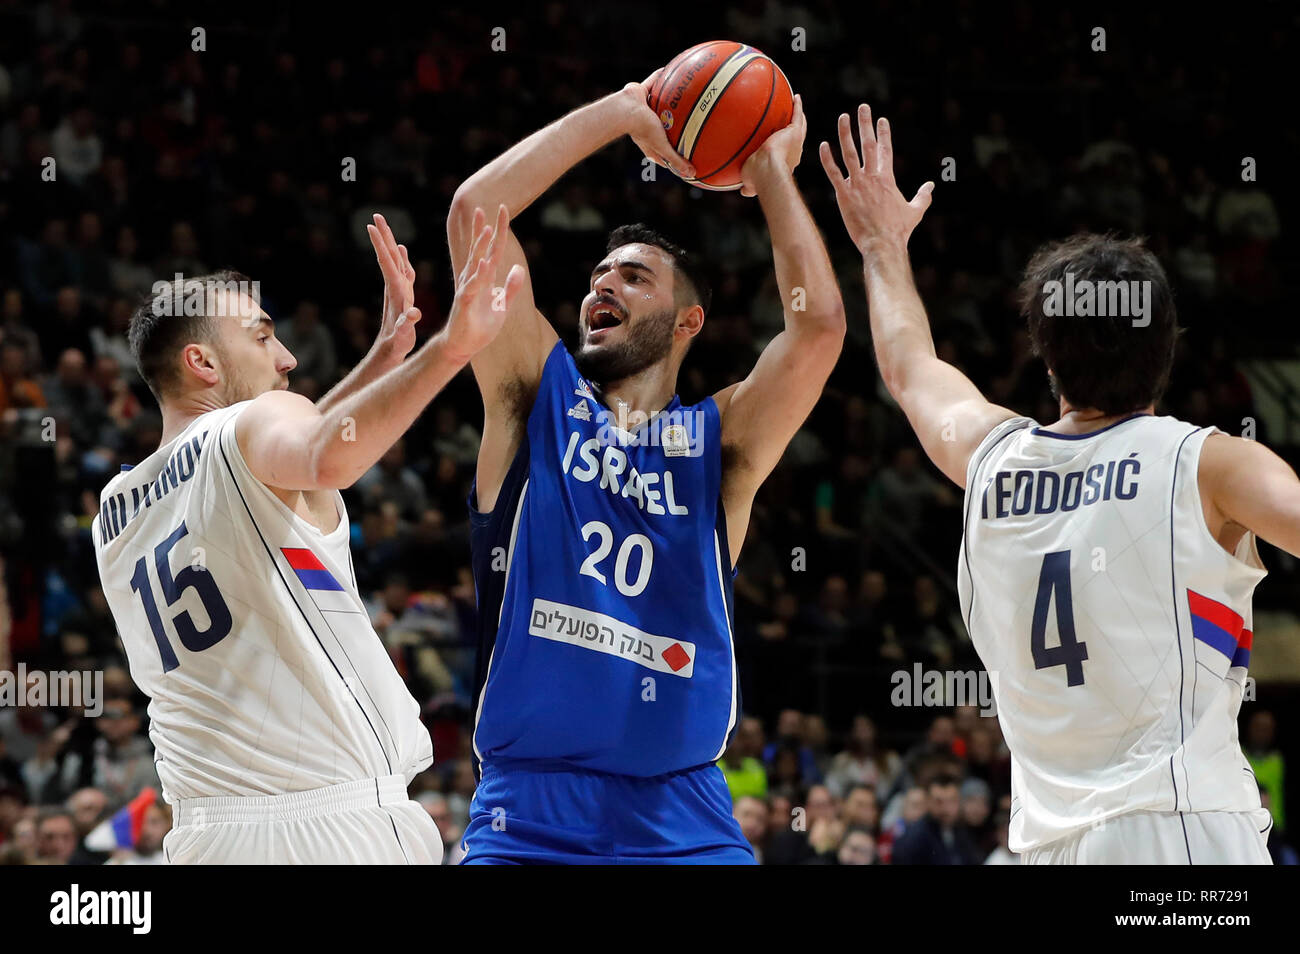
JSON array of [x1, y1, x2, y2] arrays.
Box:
[[103, 405, 250, 496], [964, 414, 1037, 485]]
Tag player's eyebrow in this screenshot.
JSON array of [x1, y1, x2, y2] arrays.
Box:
[[246, 315, 274, 334], [590, 258, 656, 283]]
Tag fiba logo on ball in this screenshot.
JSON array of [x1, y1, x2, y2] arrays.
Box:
[[647, 40, 793, 190]]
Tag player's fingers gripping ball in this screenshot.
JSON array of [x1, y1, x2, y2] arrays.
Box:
[[648, 40, 794, 191]]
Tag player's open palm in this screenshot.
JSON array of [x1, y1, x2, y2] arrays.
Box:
[[819, 104, 934, 250], [443, 204, 526, 361], [366, 213, 419, 360]]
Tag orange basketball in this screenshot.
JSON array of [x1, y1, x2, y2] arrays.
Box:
[[648, 40, 794, 191]]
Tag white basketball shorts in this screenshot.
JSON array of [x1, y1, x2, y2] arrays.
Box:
[[1022, 809, 1273, 865], [164, 775, 444, 864]]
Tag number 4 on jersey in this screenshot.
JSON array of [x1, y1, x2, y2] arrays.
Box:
[[1031, 549, 1088, 686]]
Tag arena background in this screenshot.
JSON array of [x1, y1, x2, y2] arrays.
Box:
[[0, 0, 1297, 866]]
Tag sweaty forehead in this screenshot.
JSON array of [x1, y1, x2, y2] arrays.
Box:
[[595, 243, 674, 278]]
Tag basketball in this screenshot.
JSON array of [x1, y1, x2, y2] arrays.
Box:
[[648, 40, 794, 191]]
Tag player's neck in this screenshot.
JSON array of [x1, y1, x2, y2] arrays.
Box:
[[1050, 402, 1156, 436], [590, 364, 679, 428], [158, 392, 227, 446]]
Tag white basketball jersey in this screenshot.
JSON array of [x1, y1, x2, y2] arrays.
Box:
[[959, 413, 1270, 852], [92, 402, 433, 802]]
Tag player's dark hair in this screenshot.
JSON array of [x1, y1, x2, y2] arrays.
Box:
[[128, 269, 254, 401], [606, 224, 712, 317], [1018, 233, 1178, 416]]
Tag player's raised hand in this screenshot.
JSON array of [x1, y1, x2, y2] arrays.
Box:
[[620, 70, 697, 181], [442, 204, 526, 362], [366, 213, 420, 360], [739, 93, 806, 197], [819, 104, 934, 251]]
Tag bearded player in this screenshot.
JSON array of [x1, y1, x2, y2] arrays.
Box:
[[821, 104, 1297, 863], [93, 212, 522, 863], [448, 79, 844, 862]]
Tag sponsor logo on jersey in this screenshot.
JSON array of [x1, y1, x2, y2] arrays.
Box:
[[567, 399, 592, 421], [661, 424, 690, 457], [528, 597, 695, 677]]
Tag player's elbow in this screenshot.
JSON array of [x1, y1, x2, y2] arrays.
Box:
[[447, 185, 485, 242], [308, 441, 366, 492], [796, 306, 846, 354], [878, 360, 905, 400]]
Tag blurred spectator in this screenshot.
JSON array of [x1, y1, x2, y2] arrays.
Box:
[[719, 716, 767, 802], [357, 440, 428, 522], [35, 807, 78, 864], [106, 802, 171, 865], [891, 775, 982, 865], [762, 709, 822, 786], [60, 700, 161, 813], [1246, 710, 1285, 833], [65, 786, 109, 864], [50, 104, 103, 185], [732, 795, 768, 864], [825, 714, 902, 798], [766, 783, 837, 865], [836, 826, 877, 865], [278, 300, 337, 392]]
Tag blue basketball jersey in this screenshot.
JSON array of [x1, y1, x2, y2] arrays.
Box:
[[469, 341, 739, 778]]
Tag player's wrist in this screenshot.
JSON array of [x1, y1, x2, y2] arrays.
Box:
[[430, 326, 477, 369], [857, 234, 910, 263]]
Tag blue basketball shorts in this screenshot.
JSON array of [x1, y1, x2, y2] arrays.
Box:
[[460, 759, 756, 864]]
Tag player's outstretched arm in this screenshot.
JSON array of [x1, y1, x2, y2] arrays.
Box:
[[236, 206, 526, 492], [447, 73, 693, 509], [1200, 433, 1300, 557], [820, 104, 1016, 489], [316, 213, 421, 415], [714, 95, 846, 507], [446, 73, 694, 389]]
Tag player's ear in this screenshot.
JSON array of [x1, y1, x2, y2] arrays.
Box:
[[676, 303, 705, 339], [181, 341, 220, 387]]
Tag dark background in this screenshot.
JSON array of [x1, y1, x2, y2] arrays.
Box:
[[0, 0, 1296, 865]]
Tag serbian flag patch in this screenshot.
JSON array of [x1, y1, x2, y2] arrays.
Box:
[[282, 547, 356, 612], [1187, 590, 1253, 669], [85, 787, 156, 852]]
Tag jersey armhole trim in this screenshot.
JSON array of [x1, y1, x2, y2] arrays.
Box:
[[1183, 427, 1268, 577], [222, 403, 347, 540]]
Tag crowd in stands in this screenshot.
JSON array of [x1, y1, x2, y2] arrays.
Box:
[[0, 1, 1295, 863]]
